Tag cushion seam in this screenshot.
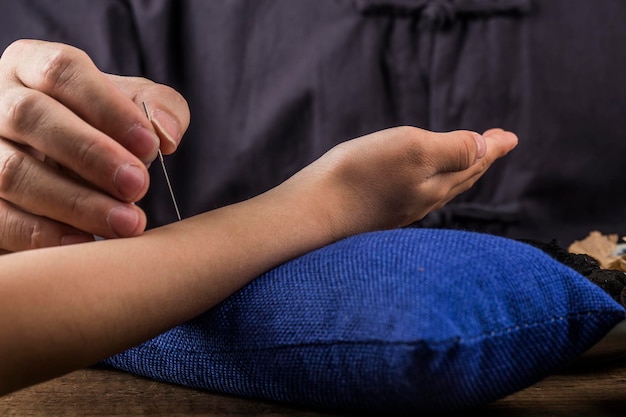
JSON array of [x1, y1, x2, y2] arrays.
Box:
[[157, 309, 621, 355]]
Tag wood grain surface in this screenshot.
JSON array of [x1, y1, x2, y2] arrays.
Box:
[[2, 358, 626, 417]]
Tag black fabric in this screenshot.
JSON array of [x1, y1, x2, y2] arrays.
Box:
[[523, 239, 626, 308], [0, 0, 625, 246]]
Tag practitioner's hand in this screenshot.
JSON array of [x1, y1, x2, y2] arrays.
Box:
[[0, 39, 190, 252], [286, 126, 518, 239]]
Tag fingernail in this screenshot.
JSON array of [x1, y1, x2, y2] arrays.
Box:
[[127, 125, 160, 163], [473, 133, 487, 160], [151, 110, 179, 151], [114, 163, 147, 201], [61, 234, 94, 245], [106, 206, 140, 237]]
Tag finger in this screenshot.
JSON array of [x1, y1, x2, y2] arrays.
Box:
[[430, 129, 519, 202], [106, 74, 191, 155], [1, 39, 160, 163], [0, 89, 150, 203], [434, 127, 517, 172], [0, 140, 147, 239], [481, 128, 518, 161], [0, 199, 94, 252], [423, 130, 486, 173]]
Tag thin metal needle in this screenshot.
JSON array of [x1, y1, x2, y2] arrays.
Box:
[[142, 101, 182, 221]]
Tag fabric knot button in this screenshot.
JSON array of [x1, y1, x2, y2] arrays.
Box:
[[422, 0, 457, 27]]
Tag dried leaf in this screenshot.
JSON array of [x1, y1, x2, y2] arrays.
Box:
[[568, 231, 624, 271]]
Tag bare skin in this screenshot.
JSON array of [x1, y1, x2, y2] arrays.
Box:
[[0, 125, 517, 396], [0, 38, 518, 396], [0, 39, 190, 250]]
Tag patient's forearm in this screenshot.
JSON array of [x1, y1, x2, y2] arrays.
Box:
[[0, 126, 517, 395], [0, 185, 331, 395]]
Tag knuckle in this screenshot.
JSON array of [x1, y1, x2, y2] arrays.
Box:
[[1, 90, 44, 137], [463, 131, 477, 163], [36, 45, 86, 94], [0, 199, 41, 251], [395, 125, 420, 137], [390, 126, 423, 148], [394, 126, 428, 163], [1, 39, 32, 62], [65, 190, 90, 221], [73, 139, 99, 170], [2, 39, 24, 60], [0, 150, 27, 195], [459, 136, 474, 168]]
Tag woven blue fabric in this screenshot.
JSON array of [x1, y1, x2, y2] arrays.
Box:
[[103, 228, 625, 412]]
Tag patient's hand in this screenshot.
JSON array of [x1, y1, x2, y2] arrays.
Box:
[[283, 126, 518, 239]]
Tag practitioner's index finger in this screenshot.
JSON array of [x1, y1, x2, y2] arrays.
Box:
[[4, 39, 160, 163], [0, 89, 150, 203], [106, 73, 191, 156]]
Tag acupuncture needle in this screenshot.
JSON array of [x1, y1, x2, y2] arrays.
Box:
[[142, 101, 182, 221]]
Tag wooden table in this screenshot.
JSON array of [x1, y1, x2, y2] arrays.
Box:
[[2, 357, 626, 417]]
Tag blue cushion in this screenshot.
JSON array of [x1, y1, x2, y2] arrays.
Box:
[[102, 228, 625, 412]]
